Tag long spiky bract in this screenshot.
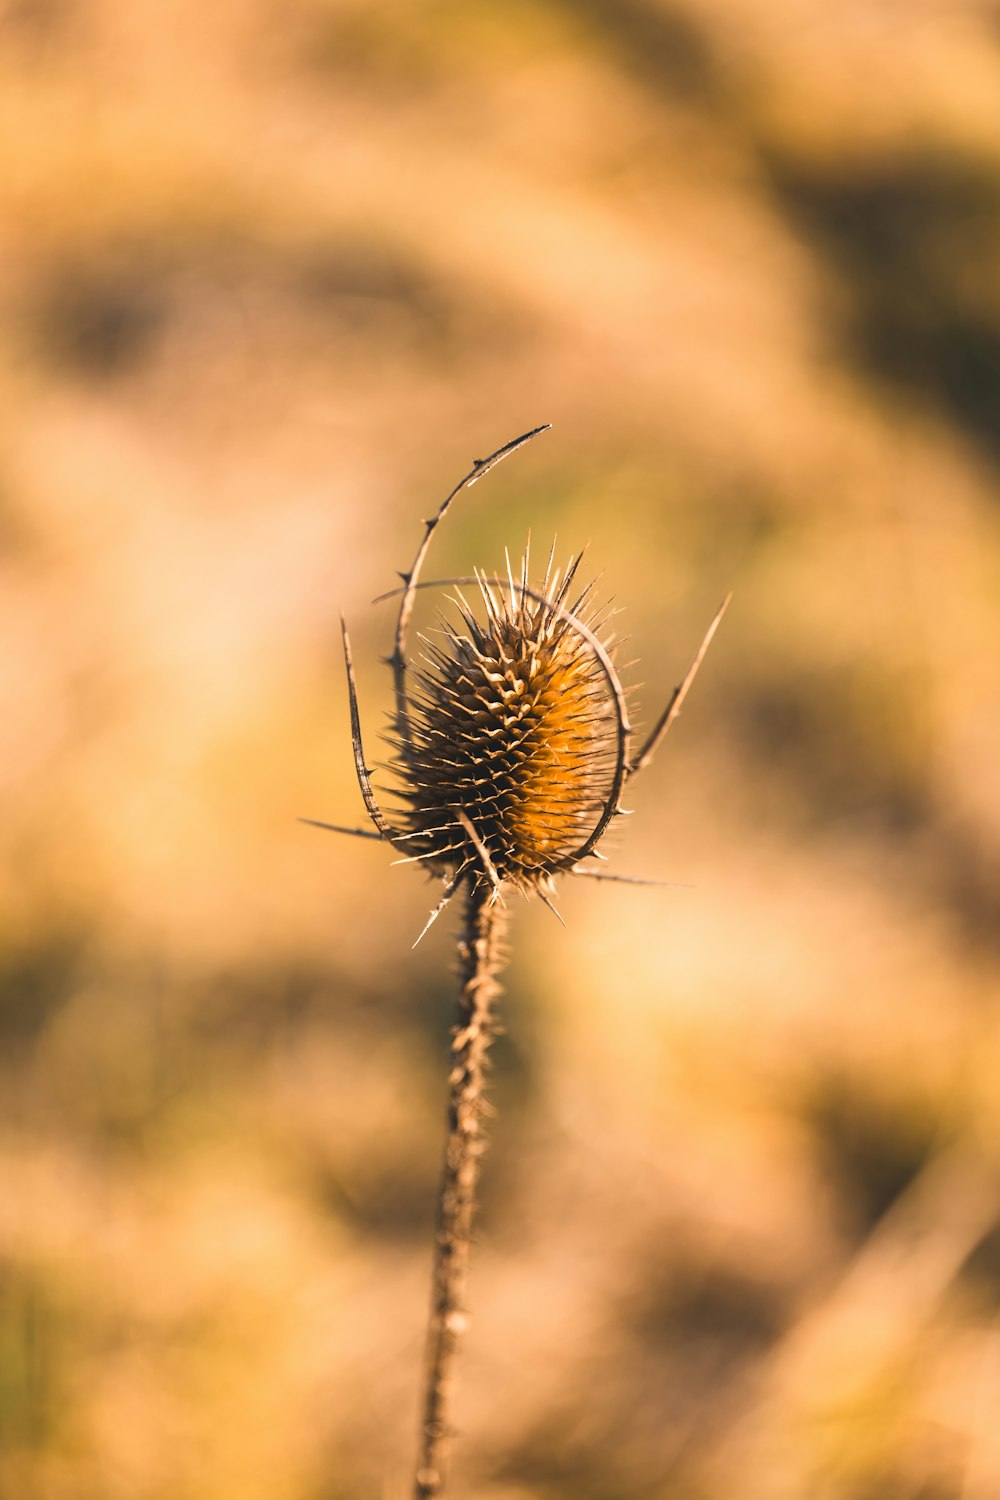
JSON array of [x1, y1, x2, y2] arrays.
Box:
[[303, 428, 728, 1499]]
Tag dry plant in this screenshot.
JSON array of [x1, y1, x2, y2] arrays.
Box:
[[305, 426, 729, 1498]]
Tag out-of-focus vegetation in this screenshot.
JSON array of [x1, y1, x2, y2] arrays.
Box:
[[2, 1, 1000, 1496]]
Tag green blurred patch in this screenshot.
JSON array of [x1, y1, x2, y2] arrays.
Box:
[[765, 144, 1000, 468], [628, 1253, 788, 1369], [956, 1213, 1000, 1309], [725, 656, 934, 835], [28, 246, 171, 379], [0, 1260, 75, 1453], [555, 0, 721, 110], [801, 1070, 947, 1239], [295, 0, 588, 89], [0, 926, 86, 1052]]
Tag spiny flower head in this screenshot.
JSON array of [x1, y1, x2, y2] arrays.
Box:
[[390, 551, 624, 898]]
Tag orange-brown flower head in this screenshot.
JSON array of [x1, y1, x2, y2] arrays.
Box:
[[390, 559, 623, 897]]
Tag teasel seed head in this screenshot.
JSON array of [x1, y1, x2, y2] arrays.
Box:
[[389, 555, 624, 898]]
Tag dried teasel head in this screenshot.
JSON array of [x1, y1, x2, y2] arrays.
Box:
[[390, 547, 626, 905], [305, 426, 729, 939]]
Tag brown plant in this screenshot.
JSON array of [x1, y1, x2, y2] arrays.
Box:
[[305, 426, 729, 1498]]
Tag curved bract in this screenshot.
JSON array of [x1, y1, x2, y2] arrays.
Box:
[[390, 425, 552, 763]]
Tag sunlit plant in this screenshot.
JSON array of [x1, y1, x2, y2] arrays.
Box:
[[305, 426, 728, 1499]]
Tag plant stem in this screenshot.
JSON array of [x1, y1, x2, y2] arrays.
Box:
[[414, 882, 507, 1500]]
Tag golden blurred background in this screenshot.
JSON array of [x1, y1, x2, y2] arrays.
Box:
[[3, 1, 1000, 1496]]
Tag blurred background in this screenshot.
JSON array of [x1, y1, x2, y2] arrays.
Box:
[[3, 1, 1000, 1496]]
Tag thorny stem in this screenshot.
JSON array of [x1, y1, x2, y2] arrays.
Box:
[[414, 882, 508, 1500]]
